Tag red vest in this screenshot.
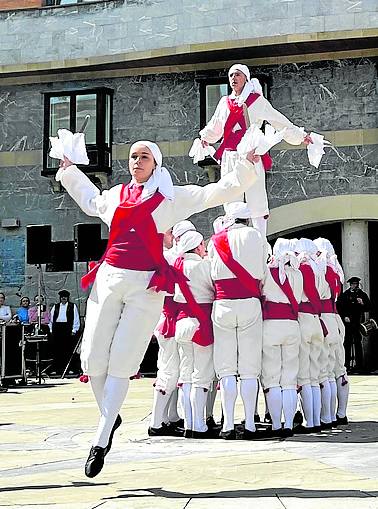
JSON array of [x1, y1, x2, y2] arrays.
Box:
[[214, 93, 272, 171]]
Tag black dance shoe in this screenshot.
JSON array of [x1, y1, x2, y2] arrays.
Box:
[[336, 415, 348, 425], [293, 411, 304, 425], [148, 422, 184, 437], [264, 412, 272, 424], [85, 446, 106, 478], [320, 421, 333, 430], [280, 427, 294, 438], [219, 429, 236, 440], [105, 414, 122, 456], [192, 428, 220, 439]]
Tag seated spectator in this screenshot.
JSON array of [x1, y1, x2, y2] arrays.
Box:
[[0, 292, 12, 323], [16, 297, 31, 324]]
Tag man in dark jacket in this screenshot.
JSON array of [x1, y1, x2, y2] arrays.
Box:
[[337, 277, 371, 373], [49, 290, 80, 376]]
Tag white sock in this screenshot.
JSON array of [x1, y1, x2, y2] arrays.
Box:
[[220, 376, 237, 432], [254, 380, 260, 416], [206, 380, 217, 419], [240, 378, 258, 432], [150, 389, 171, 429], [282, 389, 297, 429], [320, 380, 332, 424], [336, 375, 349, 418], [329, 380, 337, 421], [90, 374, 107, 411], [179, 383, 192, 430], [265, 386, 282, 431], [300, 384, 314, 428], [191, 387, 208, 432], [252, 216, 267, 237], [93, 375, 129, 448], [312, 385, 321, 426], [167, 389, 181, 422]]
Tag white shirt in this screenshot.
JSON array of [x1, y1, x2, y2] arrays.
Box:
[[0, 305, 12, 322], [174, 254, 214, 305], [200, 94, 305, 146], [49, 303, 80, 333], [207, 223, 268, 282], [262, 265, 303, 305]]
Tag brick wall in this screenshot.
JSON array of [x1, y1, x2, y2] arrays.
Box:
[[0, 0, 42, 10]]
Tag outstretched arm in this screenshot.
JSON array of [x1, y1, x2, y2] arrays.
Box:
[[199, 96, 228, 144]]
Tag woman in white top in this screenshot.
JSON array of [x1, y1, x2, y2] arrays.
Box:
[[0, 292, 12, 323]]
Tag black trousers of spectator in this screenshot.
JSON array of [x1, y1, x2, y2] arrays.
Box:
[[51, 323, 77, 375], [344, 322, 363, 371]]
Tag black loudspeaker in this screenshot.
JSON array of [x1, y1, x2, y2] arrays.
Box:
[[74, 223, 106, 262], [46, 241, 74, 272], [26, 225, 52, 264]]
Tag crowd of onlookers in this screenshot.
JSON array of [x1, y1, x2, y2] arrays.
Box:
[[0, 290, 81, 377]]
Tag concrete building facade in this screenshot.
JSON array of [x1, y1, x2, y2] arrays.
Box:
[[0, 0, 377, 317]]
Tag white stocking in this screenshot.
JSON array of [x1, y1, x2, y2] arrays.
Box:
[[312, 385, 321, 427], [320, 380, 332, 424], [329, 380, 337, 422], [220, 376, 237, 432], [206, 380, 218, 419], [179, 383, 192, 430], [254, 379, 260, 416], [265, 386, 282, 431], [150, 389, 171, 429], [300, 384, 314, 428], [167, 388, 181, 422], [240, 378, 258, 432], [90, 374, 107, 412], [93, 375, 129, 448], [336, 375, 349, 418], [282, 388, 297, 430], [191, 387, 208, 432]]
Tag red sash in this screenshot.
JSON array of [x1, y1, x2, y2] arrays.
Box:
[[324, 266, 341, 312], [176, 302, 214, 347], [264, 267, 299, 320], [214, 279, 257, 300], [211, 230, 261, 300], [298, 263, 321, 315], [214, 92, 272, 171], [156, 296, 179, 339], [263, 301, 297, 321]]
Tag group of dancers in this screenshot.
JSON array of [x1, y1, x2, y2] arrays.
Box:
[[149, 218, 349, 443], [53, 62, 337, 477]]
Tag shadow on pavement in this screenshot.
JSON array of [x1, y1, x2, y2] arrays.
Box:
[[0, 482, 113, 493], [290, 421, 378, 444]]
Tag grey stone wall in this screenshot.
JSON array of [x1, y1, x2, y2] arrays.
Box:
[[0, 57, 377, 308], [0, 0, 377, 66]]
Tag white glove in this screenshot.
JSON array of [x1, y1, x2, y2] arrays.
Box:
[[49, 128, 89, 165], [307, 131, 331, 168], [189, 138, 216, 164]]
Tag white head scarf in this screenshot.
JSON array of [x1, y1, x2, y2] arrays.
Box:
[[222, 201, 251, 229], [178, 231, 204, 255], [228, 63, 264, 106], [130, 141, 174, 201], [212, 216, 225, 234], [269, 237, 299, 284], [314, 237, 344, 283], [295, 238, 322, 274], [172, 220, 196, 240]]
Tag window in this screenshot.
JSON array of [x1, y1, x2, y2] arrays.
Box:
[[43, 87, 113, 176], [43, 0, 109, 6]]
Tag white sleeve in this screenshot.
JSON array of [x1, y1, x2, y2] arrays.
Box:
[[199, 96, 228, 144], [258, 96, 306, 146], [72, 305, 80, 333], [3, 306, 12, 322], [59, 165, 122, 222], [171, 153, 256, 224], [49, 305, 55, 332]]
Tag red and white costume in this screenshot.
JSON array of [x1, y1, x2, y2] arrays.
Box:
[[57, 142, 257, 455], [314, 237, 349, 423], [199, 63, 306, 236], [261, 238, 303, 431], [173, 231, 215, 433], [207, 202, 266, 433]]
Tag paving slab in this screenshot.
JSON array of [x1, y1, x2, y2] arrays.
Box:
[[0, 375, 378, 509]]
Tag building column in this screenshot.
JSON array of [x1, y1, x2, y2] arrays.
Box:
[[341, 220, 370, 295]]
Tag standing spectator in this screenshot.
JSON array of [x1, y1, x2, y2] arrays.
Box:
[[49, 290, 80, 376], [0, 292, 12, 323], [16, 297, 30, 324], [337, 277, 371, 373], [28, 294, 50, 327]]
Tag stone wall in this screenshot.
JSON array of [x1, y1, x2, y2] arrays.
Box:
[[0, 0, 377, 66], [0, 57, 377, 308]]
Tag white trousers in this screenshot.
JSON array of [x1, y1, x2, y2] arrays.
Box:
[[320, 313, 341, 381], [212, 298, 262, 379], [298, 313, 324, 386], [334, 314, 347, 379], [262, 319, 301, 390], [81, 262, 164, 377], [221, 153, 268, 218], [175, 317, 215, 389], [154, 331, 180, 394]]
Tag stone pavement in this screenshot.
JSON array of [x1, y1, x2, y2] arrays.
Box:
[[1, 376, 378, 509]]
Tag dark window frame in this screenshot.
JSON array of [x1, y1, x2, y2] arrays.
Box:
[[42, 87, 113, 176]]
